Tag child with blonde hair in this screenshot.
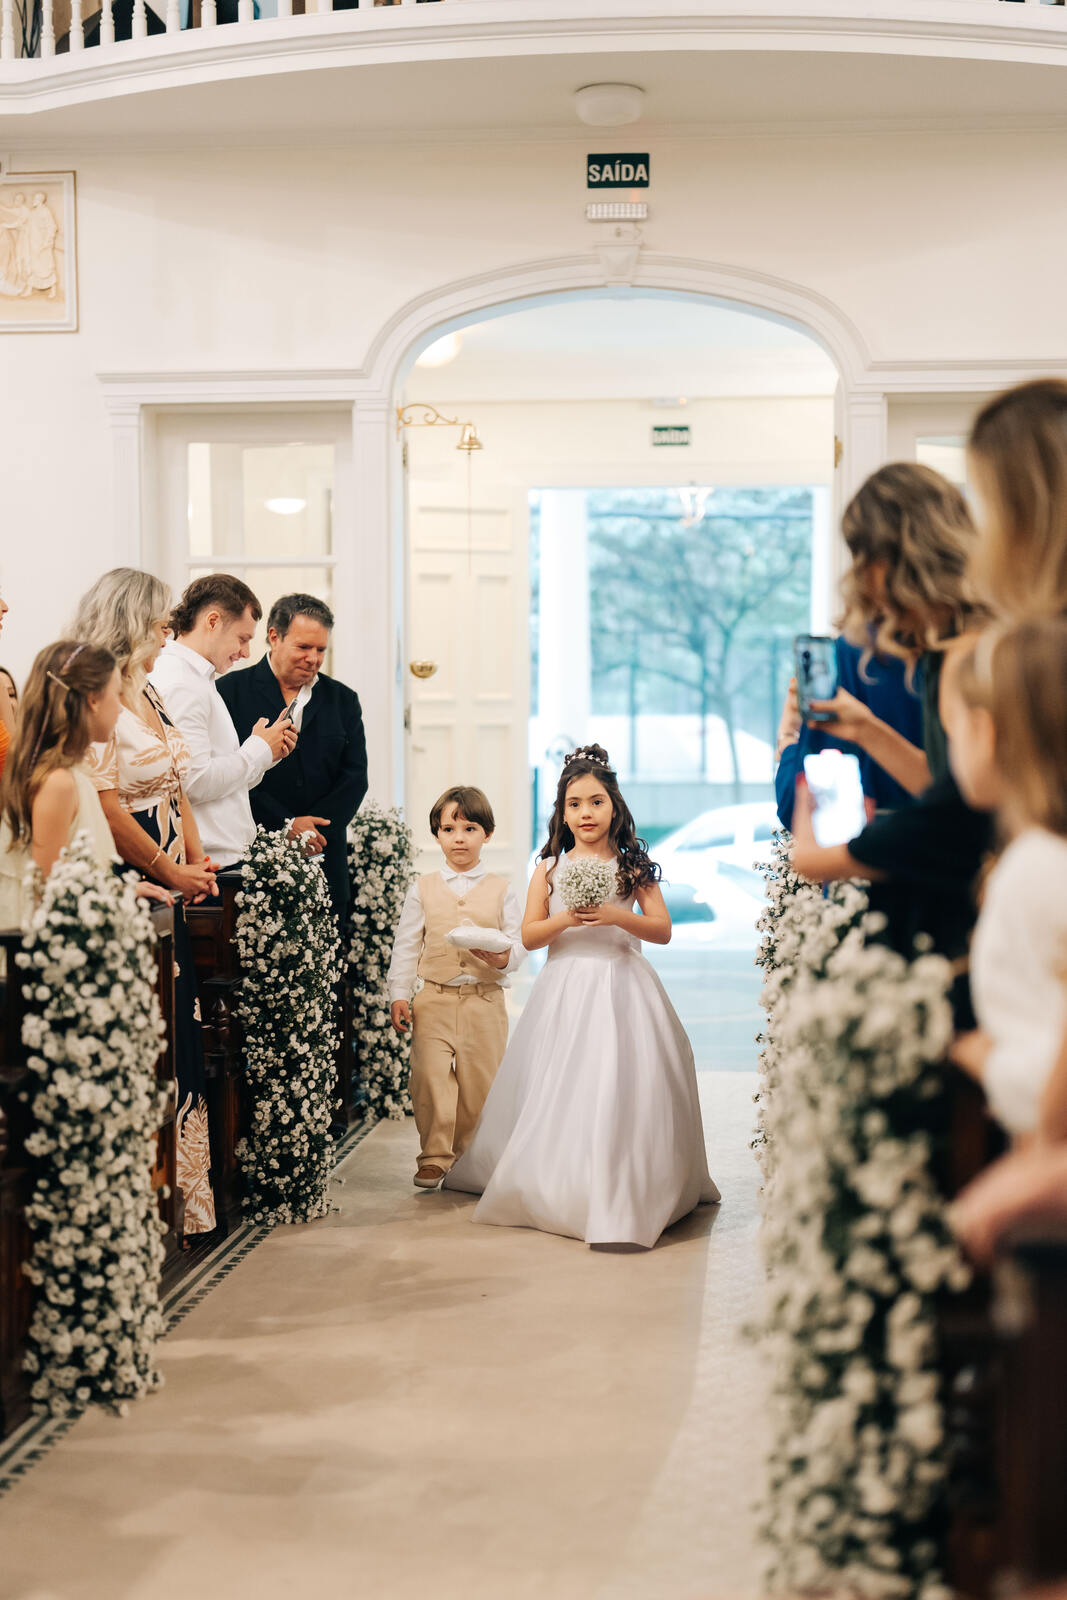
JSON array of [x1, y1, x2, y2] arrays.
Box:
[[943, 618, 1067, 1135]]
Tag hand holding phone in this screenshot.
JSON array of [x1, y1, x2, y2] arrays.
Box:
[[253, 707, 299, 761], [802, 750, 866, 847], [795, 634, 838, 723]]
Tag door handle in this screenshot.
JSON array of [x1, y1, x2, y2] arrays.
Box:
[[409, 660, 438, 680]]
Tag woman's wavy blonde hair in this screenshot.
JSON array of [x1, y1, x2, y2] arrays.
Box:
[[968, 378, 1067, 621], [70, 568, 170, 703], [838, 462, 980, 670]]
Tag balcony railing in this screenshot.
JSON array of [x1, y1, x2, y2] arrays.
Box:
[[0, 0, 1064, 66]]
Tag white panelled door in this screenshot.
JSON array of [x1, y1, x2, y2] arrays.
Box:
[[406, 481, 530, 892]]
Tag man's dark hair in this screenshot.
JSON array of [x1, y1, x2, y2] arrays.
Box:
[[429, 786, 495, 837], [171, 573, 262, 637], [267, 593, 335, 638]]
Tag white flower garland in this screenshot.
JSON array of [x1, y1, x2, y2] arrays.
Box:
[[18, 834, 167, 1418], [753, 832, 868, 1177], [347, 803, 417, 1121], [235, 827, 341, 1225], [759, 897, 969, 1599]]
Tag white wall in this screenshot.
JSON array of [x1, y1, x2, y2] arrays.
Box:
[[2, 123, 1066, 690], [402, 395, 834, 490]]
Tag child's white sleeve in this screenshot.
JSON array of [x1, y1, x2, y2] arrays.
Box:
[[501, 885, 526, 974], [387, 883, 426, 1003]]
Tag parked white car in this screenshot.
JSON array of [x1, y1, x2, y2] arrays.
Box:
[[654, 801, 779, 923]]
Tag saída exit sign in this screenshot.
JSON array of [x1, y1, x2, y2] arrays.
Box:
[[587, 154, 650, 189]]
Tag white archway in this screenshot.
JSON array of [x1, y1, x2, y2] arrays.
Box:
[[357, 250, 887, 801], [103, 249, 889, 802]]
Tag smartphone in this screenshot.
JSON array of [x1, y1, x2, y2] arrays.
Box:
[[281, 699, 298, 723], [795, 634, 838, 722], [803, 750, 866, 848]]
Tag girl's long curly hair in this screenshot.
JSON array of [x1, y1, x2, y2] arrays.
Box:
[[539, 744, 661, 898]]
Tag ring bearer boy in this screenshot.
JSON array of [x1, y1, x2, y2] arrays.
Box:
[[388, 786, 524, 1190]]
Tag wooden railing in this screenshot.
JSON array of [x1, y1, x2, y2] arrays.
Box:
[[939, 1065, 1067, 1595], [0, 879, 363, 1437], [0, 0, 1063, 65]]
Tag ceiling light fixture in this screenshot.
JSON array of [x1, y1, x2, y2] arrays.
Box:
[[574, 83, 645, 128], [415, 331, 463, 369], [264, 497, 307, 515]]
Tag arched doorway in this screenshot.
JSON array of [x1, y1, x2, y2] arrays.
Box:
[[394, 287, 841, 1066]]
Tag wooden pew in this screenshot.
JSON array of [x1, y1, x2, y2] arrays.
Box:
[[0, 928, 33, 1437], [185, 871, 246, 1235], [994, 1232, 1067, 1591]]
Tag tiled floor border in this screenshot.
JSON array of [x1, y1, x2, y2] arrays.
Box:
[[0, 1116, 378, 1499]]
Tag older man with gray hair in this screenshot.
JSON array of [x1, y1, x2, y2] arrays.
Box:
[[217, 593, 368, 928]]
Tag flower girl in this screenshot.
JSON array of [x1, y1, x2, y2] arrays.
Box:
[[444, 745, 719, 1247]]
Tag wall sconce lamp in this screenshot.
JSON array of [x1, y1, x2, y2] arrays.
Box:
[[396, 403, 484, 577], [396, 403, 483, 451]]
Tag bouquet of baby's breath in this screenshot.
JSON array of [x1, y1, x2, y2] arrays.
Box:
[[556, 857, 620, 911]]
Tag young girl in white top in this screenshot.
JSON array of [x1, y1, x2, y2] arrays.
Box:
[[943, 620, 1067, 1136], [0, 639, 170, 923], [445, 745, 719, 1247]]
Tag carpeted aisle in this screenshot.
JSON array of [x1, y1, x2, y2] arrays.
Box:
[[0, 1074, 766, 1600]]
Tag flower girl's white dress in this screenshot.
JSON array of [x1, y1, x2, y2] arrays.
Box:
[[444, 860, 720, 1247]]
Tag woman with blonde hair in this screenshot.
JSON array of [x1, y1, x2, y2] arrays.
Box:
[[967, 376, 1067, 620], [72, 567, 219, 1239]]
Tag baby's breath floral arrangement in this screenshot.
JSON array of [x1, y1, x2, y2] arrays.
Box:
[[555, 857, 620, 911], [347, 803, 417, 1120], [17, 835, 167, 1418], [759, 906, 969, 1599], [753, 832, 868, 1176], [236, 827, 341, 1225]]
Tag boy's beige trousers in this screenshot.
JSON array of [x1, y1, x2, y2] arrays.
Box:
[[410, 980, 508, 1171]]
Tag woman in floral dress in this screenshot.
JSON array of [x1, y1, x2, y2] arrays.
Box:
[[74, 569, 220, 1239]]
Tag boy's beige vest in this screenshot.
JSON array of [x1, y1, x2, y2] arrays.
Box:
[[417, 871, 509, 985]]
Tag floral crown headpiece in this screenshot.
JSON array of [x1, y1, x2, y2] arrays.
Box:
[[562, 745, 615, 772]]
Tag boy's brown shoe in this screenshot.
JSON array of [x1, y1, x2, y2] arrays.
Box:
[[414, 1165, 446, 1189]]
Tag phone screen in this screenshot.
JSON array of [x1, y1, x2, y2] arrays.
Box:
[[795, 634, 838, 722], [282, 699, 298, 723], [803, 750, 866, 848]]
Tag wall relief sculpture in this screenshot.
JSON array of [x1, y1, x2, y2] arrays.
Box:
[[0, 170, 77, 332]]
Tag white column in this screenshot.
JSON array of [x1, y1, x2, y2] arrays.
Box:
[[830, 390, 888, 602], [237, 0, 253, 19], [1, 0, 15, 59], [351, 399, 397, 807], [165, 0, 179, 32], [40, 0, 54, 54], [201, 0, 217, 27], [99, 0, 114, 42], [106, 400, 144, 566], [132, 0, 146, 36], [809, 484, 833, 635], [69, 0, 83, 46], [537, 489, 590, 783]]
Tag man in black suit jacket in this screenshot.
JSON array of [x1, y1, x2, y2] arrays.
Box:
[[217, 593, 368, 928]]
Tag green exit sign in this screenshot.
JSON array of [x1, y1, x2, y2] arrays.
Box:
[[652, 425, 690, 447], [587, 154, 650, 189]]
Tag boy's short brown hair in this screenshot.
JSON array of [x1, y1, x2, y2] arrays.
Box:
[[430, 786, 495, 836]]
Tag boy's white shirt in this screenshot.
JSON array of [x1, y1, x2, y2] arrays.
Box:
[[387, 860, 525, 1003]]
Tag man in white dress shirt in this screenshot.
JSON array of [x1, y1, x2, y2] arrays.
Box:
[[149, 574, 297, 869]]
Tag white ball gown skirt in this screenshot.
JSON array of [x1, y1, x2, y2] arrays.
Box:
[[444, 902, 720, 1248]]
